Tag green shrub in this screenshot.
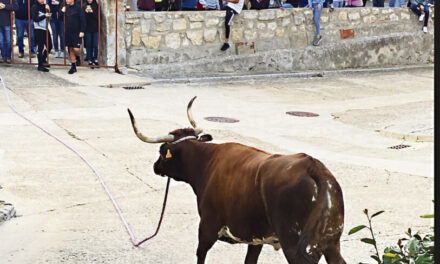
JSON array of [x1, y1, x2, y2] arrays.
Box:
[[348, 209, 434, 264]]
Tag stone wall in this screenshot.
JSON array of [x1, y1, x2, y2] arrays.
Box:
[[123, 7, 434, 76], [100, 0, 126, 68]]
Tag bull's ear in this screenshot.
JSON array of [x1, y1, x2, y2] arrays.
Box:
[[198, 134, 213, 142]]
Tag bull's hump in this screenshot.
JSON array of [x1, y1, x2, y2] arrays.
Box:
[[217, 226, 281, 250]]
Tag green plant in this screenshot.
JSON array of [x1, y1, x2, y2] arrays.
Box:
[[348, 209, 434, 264]]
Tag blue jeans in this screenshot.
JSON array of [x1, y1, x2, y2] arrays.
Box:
[[85, 32, 98, 61], [50, 19, 64, 52], [0, 26, 11, 59], [16, 19, 36, 54], [410, 3, 429, 26], [333, 1, 343, 7], [389, 0, 405, 7], [312, 3, 322, 36], [373, 0, 384, 6]]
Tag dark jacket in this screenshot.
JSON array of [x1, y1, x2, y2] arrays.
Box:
[[83, 0, 98, 33], [0, 0, 18, 26], [31, 0, 47, 30], [60, 2, 85, 33], [48, 0, 62, 20], [137, 0, 155, 10], [15, 0, 33, 20]]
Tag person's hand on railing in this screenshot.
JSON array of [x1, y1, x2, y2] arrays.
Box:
[[0, 3, 6, 9], [61, 6, 66, 12], [79, 32, 84, 38]]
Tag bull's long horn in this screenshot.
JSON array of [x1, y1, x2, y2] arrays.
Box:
[[127, 109, 174, 143], [187, 96, 203, 135]]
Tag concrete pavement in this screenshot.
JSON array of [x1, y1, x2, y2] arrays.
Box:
[[0, 65, 434, 263]]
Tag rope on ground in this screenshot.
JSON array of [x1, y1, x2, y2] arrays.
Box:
[[0, 74, 169, 247]]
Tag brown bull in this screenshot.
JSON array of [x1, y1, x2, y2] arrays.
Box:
[[128, 97, 346, 264]]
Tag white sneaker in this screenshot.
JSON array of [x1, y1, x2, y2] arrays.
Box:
[[59, 51, 64, 58], [422, 26, 428, 33], [54, 51, 59, 58], [419, 14, 424, 21]]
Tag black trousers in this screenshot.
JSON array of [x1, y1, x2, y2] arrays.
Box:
[[225, 6, 237, 39], [35, 29, 52, 66], [250, 0, 270, 9]]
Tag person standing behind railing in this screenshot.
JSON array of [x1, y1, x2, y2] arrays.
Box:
[[16, 0, 36, 59], [60, 0, 85, 74], [49, 0, 64, 58], [84, 0, 98, 67], [0, 0, 18, 64], [31, 0, 52, 71]]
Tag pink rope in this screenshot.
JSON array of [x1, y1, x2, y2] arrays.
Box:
[[1, 75, 169, 247]]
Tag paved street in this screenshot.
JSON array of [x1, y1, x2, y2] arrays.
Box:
[[0, 65, 434, 263]]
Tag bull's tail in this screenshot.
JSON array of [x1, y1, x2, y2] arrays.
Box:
[[292, 160, 340, 263]]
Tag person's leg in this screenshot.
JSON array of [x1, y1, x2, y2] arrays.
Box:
[[378, 0, 384, 7], [92, 32, 98, 63], [57, 20, 64, 56], [85, 32, 92, 61], [410, 3, 421, 16], [3, 26, 11, 60], [0, 27, 5, 59], [16, 19, 25, 55], [30, 21, 36, 54], [36, 29, 48, 71], [221, 7, 235, 51], [423, 4, 429, 27], [69, 47, 80, 74], [313, 3, 321, 36], [312, 3, 322, 46], [50, 20, 59, 53], [389, 0, 395, 7]]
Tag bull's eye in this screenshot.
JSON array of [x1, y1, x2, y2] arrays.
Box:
[[166, 149, 172, 159]]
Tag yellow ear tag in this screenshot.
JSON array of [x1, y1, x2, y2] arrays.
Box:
[[166, 149, 172, 159]]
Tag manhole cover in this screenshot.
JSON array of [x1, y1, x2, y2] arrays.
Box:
[[286, 111, 319, 117], [204, 117, 239, 123], [388, 144, 410, 149], [123, 86, 144, 90]]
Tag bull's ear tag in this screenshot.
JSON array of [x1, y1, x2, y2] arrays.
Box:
[[166, 149, 172, 159]]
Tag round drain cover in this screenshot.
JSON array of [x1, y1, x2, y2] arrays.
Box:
[[204, 117, 239, 123], [286, 111, 319, 117]]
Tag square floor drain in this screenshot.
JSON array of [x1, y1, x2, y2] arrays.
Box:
[[123, 86, 144, 90], [388, 144, 410, 149]]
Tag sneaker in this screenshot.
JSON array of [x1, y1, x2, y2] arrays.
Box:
[[220, 43, 230, 51], [18, 53, 24, 58], [312, 35, 322, 46], [93, 60, 99, 66], [54, 51, 59, 58], [5, 58, 11, 64], [88, 61, 94, 69], [422, 26, 428, 33], [419, 14, 424, 21], [38, 66, 49, 72], [59, 51, 64, 58]]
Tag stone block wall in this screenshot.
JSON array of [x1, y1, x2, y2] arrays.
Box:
[[123, 7, 434, 74]]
